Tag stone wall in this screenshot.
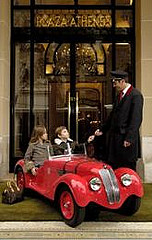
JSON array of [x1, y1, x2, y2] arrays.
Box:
[[139, 0, 152, 182], [0, 0, 10, 179]]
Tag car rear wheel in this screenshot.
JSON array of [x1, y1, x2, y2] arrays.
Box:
[[16, 168, 25, 194], [118, 195, 141, 215], [59, 186, 85, 227]]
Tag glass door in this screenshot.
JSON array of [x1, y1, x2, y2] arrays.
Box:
[[13, 40, 131, 157], [47, 41, 110, 143]]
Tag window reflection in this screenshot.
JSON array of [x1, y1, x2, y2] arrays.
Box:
[[116, 43, 132, 82], [116, 10, 133, 28], [13, 0, 134, 5], [35, 0, 74, 4], [15, 43, 30, 157], [78, 0, 111, 5], [116, 0, 134, 6], [34, 44, 49, 129], [14, 0, 30, 5], [14, 10, 30, 27]]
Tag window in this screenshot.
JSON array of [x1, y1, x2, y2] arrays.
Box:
[[14, 0, 30, 5]]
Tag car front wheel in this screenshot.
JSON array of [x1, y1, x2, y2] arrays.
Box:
[[118, 195, 141, 215], [59, 186, 85, 227]]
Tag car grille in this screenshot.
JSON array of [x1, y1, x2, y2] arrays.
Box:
[[99, 168, 120, 204]]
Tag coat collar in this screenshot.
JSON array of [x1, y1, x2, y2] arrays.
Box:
[[115, 85, 133, 107], [54, 138, 73, 145]]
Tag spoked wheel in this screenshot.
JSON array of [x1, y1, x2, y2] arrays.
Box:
[[16, 168, 25, 194], [59, 186, 85, 227]]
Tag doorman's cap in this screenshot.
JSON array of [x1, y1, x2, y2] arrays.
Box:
[[110, 70, 128, 79]]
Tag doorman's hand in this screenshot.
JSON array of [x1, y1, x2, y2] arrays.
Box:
[[123, 141, 131, 147]]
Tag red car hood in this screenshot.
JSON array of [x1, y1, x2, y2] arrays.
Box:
[[62, 154, 110, 176]]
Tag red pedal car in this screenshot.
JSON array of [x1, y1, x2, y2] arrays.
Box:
[[14, 146, 143, 227]]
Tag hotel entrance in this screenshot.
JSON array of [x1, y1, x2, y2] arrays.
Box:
[[10, 0, 135, 171], [47, 41, 107, 143]]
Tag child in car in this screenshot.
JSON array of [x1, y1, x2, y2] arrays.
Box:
[[24, 125, 54, 175], [54, 126, 95, 154]]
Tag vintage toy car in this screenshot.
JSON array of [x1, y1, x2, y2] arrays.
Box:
[[14, 145, 143, 227]]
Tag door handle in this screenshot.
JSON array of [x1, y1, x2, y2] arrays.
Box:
[[76, 91, 79, 142], [68, 91, 71, 132]]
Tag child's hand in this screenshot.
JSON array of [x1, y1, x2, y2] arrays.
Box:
[[31, 167, 38, 176], [95, 129, 103, 136]]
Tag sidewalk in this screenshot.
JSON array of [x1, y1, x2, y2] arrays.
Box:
[[0, 221, 152, 239]]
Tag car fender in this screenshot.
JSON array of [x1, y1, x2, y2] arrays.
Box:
[[14, 159, 30, 188], [114, 167, 144, 197], [14, 159, 25, 173], [52, 173, 92, 207]]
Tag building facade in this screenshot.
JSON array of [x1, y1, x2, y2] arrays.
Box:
[[0, 0, 152, 182]]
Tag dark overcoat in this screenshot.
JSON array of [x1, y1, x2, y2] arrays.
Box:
[[101, 86, 143, 166]]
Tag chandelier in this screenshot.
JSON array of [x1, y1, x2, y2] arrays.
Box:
[[54, 43, 97, 76], [45, 42, 105, 76]]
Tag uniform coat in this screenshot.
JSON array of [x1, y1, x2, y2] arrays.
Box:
[[101, 86, 143, 169]]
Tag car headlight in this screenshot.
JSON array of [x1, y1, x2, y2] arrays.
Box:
[[89, 177, 102, 191], [121, 174, 132, 186]]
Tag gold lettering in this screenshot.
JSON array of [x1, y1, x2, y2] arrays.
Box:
[[93, 15, 100, 27], [36, 15, 42, 27], [81, 15, 88, 27], [35, 13, 112, 28], [48, 16, 54, 27], [97, 15, 103, 27], [42, 15, 49, 27], [70, 17, 77, 27], [54, 16, 61, 27], [87, 15, 94, 27], [105, 15, 112, 27], [76, 16, 81, 27], [60, 16, 68, 27]]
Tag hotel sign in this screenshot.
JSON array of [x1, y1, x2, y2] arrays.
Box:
[[35, 10, 112, 28]]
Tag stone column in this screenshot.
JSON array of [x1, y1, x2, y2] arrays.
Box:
[[0, 0, 10, 179], [137, 0, 152, 182]]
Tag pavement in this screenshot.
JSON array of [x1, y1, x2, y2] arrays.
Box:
[[0, 221, 152, 239]]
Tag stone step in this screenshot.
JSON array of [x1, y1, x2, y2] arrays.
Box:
[[0, 221, 152, 239]]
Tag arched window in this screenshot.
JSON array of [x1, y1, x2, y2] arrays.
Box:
[[45, 43, 106, 76]]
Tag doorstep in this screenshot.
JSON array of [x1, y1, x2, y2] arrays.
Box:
[[0, 173, 14, 182], [0, 221, 152, 239]]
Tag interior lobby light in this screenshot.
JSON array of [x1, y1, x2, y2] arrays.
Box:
[[130, 0, 133, 5]]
